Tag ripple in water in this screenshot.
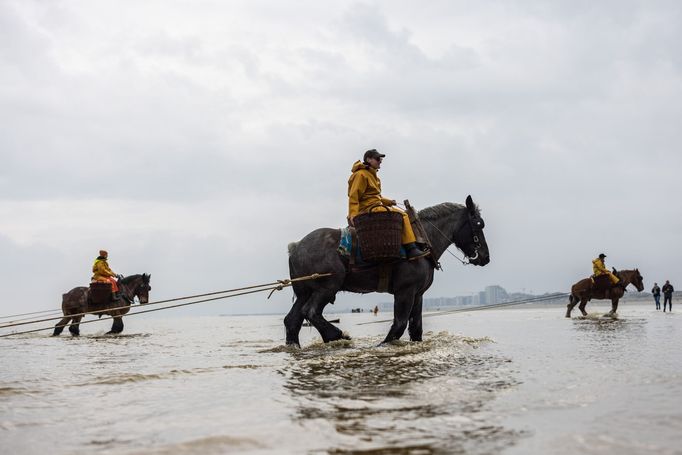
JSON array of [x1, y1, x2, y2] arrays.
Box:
[[277, 331, 521, 454]]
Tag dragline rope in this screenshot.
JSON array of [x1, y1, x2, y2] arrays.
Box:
[[0, 274, 331, 330], [357, 292, 569, 325], [0, 273, 332, 336], [0, 308, 64, 320]]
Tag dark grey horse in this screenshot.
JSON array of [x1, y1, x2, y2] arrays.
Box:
[[285, 196, 490, 346], [53, 274, 151, 336]]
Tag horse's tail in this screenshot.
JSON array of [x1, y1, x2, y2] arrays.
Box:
[[287, 245, 300, 302]]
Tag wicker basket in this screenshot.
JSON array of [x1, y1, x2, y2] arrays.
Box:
[[89, 281, 112, 305], [354, 206, 403, 261]]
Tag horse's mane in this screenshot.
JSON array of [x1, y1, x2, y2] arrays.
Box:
[[418, 202, 478, 221], [121, 274, 148, 285]]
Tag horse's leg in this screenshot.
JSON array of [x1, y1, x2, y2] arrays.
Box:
[[382, 290, 416, 344], [578, 297, 588, 316], [566, 295, 578, 318], [107, 317, 124, 334], [607, 298, 619, 317], [69, 316, 82, 336], [52, 317, 71, 336], [302, 292, 346, 343], [408, 294, 424, 342], [284, 292, 309, 346]]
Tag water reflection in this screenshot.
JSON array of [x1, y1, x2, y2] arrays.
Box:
[[279, 333, 521, 454], [571, 316, 647, 362]]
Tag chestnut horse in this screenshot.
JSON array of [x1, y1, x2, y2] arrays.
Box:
[[53, 274, 151, 336], [566, 269, 644, 318]]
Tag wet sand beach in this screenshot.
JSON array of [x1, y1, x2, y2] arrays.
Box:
[[1, 302, 680, 454]]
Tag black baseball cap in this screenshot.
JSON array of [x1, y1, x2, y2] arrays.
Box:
[[363, 149, 386, 162], [599, 253, 606, 258]]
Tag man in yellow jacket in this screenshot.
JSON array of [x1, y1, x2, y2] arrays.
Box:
[[91, 250, 120, 293], [348, 149, 426, 259], [592, 253, 620, 285]]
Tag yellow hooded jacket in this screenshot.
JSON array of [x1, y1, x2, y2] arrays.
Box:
[[592, 257, 619, 284], [347, 160, 394, 219], [592, 258, 608, 276], [92, 258, 116, 282]]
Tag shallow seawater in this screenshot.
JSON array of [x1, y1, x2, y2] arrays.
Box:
[[1, 303, 680, 454]]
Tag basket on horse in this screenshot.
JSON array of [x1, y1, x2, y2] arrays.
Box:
[[89, 281, 113, 305], [353, 205, 404, 262]]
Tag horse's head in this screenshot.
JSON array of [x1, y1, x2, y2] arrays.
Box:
[[631, 268, 644, 292], [453, 195, 490, 266], [617, 268, 644, 292], [134, 273, 152, 304]]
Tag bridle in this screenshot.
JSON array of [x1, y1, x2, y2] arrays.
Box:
[[118, 276, 150, 304], [423, 210, 485, 266], [467, 213, 485, 262]]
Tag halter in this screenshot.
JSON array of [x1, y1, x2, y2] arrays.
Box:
[[119, 275, 150, 304], [423, 210, 485, 266], [467, 211, 485, 262]]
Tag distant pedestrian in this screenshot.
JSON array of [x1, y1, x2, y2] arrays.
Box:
[[652, 283, 661, 310], [662, 280, 674, 312]]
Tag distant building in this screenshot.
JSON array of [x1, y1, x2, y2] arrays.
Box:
[[485, 285, 509, 305], [379, 284, 547, 311]]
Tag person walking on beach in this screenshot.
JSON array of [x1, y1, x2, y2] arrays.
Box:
[[652, 283, 661, 310], [662, 280, 674, 312]]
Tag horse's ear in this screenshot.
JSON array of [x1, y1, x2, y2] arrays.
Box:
[[466, 195, 475, 213]]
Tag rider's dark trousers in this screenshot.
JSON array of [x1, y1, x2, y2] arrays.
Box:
[[663, 295, 672, 311]]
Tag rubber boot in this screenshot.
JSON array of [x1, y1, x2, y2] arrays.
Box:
[[405, 243, 427, 260]]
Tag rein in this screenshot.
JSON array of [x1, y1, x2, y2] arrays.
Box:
[[118, 277, 144, 304], [422, 219, 470, 266], [395, 202, 472, 266]]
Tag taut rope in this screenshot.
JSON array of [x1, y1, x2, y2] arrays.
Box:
[[356, 292, 569, 325], [0, 273, 332, 337]]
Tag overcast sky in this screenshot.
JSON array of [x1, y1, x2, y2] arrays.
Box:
[[1, 0, 680, 317]]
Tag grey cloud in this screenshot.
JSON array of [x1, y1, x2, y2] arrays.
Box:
[[1, 1, 681, 317]]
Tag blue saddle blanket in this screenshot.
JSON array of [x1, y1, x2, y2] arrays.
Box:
[[338, 227, 406, 263]]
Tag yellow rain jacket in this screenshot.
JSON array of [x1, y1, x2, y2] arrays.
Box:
[[92, 258, 116, 282], [347, 161, 394, 219], [592, 258, 619, 284], [347, 160, 416, 244]]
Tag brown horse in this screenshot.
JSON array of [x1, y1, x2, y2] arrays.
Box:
[[52, 274, 151, 336], [566, 269, 643, 318]]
